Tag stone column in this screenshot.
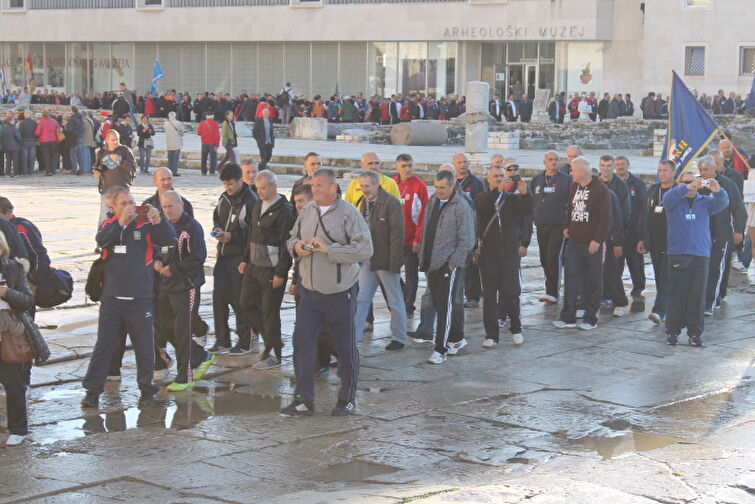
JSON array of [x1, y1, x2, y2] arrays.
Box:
[[464, 81, 491, 170]]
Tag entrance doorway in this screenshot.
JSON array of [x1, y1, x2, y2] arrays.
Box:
[[507, 64, 537, 99], [480, 42, 555, 100]]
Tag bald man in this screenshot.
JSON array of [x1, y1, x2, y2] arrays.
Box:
[[718, 139, 749, 180], [142, 167, 194, 216], [343, 152, 401, 205], [559, 145, 582, 175]]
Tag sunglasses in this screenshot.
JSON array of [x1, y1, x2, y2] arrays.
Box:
[[505, 165, 520, 171]]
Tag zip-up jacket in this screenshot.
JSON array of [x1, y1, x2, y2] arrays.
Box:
[[10, 216, 51, 286], [457, 173, 486, 205], [286, 197, 373, 295], [158, 212, 206, 293], [94, 145, 136, 194], [603, 175, 631, 234], [709, 173, 747, 240], [641, 183, 675, 253], [393, 174, 429, 246], [197, 119, 220, 147], [243, 195, 295, 279], [356, 187, 405, 273], [475, 189, 533, 255], [565, 176, 612, 244], [344, 172, 400, 206], [212, 183, 258, 258], [663, 185, 728, 257], [607, 189, 625, 247], [621, 173, 647, 237], [143, 192, 194, 217], [96, 215, 177, 298], [419, 192, 476, 272], [530, 170, 572, 228]]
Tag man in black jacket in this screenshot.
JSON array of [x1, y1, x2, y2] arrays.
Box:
[[237, 171, 294, 366], [476, 166, 532, 348], [253, 108, 275, 170], [614, 155, 647, 297], [453, 153, 485, 308], [637, 160, 676, 324], [82, 188, 176, 408], [142, 167, 194, 216], [209, 163, 258, 354], [155, 191, 214, 392], [531, 151, 572, 303]]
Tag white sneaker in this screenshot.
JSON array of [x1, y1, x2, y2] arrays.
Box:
[[427, 351, 447, 364], [446, 338, 468, 355], [153, 369, 170, 382], [106, 375, 122, 381], [613, 306, 626, 317], [6, 434, 25, 446], [511, 333, 524, 345], [482, 338, 498, 349], [576, 309, 586, 319], [578, 321, 598, 331], [552, 320, 577, 329], [731, 259, 748, 272]]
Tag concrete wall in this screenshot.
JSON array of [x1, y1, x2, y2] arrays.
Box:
[[601, 0, 644, 104]]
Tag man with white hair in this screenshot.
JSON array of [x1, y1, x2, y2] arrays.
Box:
[[553, 156, 612, 331]]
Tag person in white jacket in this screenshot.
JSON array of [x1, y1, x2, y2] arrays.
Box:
[[164, 111, 184, 176], [577, 96, 591, 122]]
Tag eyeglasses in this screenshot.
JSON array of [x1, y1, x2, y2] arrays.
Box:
[[505, 165, 520, 171]]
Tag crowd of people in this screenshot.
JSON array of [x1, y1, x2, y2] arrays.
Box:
[[1, 124, 753, 444]]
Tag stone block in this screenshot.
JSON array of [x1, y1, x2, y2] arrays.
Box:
[[389, 122, 448, 146], [288, 117, 328, 141]]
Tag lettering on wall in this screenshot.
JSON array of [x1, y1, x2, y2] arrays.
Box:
[[1, 56, 131, 69], [442, 25, 586, 40]]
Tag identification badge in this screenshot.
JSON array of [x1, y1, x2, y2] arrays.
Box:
[[685, 213, 696, 221], [630, 190, 636, 197], [161, 246, 171, 255], [114, 245, 127, 254], [231, 214, 237, 223], [654, 206, 664, 214], [133, 231, 141, 241], [544, 187, 556, 194]]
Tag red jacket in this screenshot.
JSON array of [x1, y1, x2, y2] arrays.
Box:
[[144, 97, 156, 116], [379, 102, 389, 122], [393, 174, 429, 246], [730, 150, 749, 178], [400, 102, 411, 121], [34, 116, 59, 143], [197, 119, 220, 147]]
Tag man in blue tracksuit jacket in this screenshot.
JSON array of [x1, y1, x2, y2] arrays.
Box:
[[662, 159, 729, 347], [82, 188, 176, 408]]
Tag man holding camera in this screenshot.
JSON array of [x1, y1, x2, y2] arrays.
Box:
[[663, 160, 729, 346]]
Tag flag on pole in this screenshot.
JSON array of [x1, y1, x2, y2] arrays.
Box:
[[334, 82, 339, 98], [662, 71, 722, 179], [745, 72, 755, 116], [0, 66, 7, 95], [150, 59, 164, 96]]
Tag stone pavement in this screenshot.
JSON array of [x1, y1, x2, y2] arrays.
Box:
[[0, 172, 754, 503]]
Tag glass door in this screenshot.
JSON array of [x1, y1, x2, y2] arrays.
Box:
[[526, 64, 537, 99]]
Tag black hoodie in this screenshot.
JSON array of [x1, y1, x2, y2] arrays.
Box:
[[212, 182, 258, 258]]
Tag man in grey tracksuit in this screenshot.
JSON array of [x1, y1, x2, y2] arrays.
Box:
[[282, 168, 373, 417], [418, 170, 476, 364]]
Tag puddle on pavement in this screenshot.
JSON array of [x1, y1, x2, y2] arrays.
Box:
[[31, 391, 284, 445], [313, 461, 400, 483], [566, 431, 680, 460]]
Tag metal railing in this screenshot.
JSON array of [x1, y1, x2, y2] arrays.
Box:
[[28, 0, 134, 8]]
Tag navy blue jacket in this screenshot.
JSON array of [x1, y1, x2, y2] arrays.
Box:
[[10, 216, 51, 286], [530, 170, 572, 228], [97, 215, 176, 298], [603, 175, 631, 234], [158, 212, 206, 293], [1, 123, 22, 151], [709, 173, 747, 241], [143, 192, 194, 217], [622, 173, 647, 237]]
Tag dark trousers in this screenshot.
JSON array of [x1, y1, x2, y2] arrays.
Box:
[[650, 250, 670, 317], [480, 250, 521, 340], [4, 150, 20, 176], [201, 144, 217, 175], [217, 142, 236, 173], [705, 239, 729, 311], [403, 246, 420, 313], [427, 266, 465, 354], [667, 255, 708, 338], [21, 141, 36, 175], [561, 241, 604, 325], [258, 143, 273, 169], [212, 255, 248, 347], [83, 296, 158, 395], [619, 234, 646, 294], [537, 224, 564, 299], [464, 262, 481, 301], [0, 357, 28, 435], [293, 285, 358, 406], [240, 266, 286, 358], [39, 142, 57, 175], [603, 250, 628, 307], [295, 291, 337, 369], [158, 288, 206, 383]]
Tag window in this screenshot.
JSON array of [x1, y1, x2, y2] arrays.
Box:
[[685, 0, 710, 5], [685, 46, 705, 75], [740, 47, 755, 75]]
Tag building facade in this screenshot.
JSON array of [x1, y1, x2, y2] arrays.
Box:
[[0, 0, 750, 101]]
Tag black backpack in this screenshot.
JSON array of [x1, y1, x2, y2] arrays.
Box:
[[85, 257, 107, 302], [35, 268, 73, 308], [277, 90, 290, 107]]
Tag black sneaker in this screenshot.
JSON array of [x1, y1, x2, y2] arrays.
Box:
[[688, 334, 703, 347], [665, 333, 678, 346], [138, 391, 156, 407], [81, 392, 99, 409], [207, 344, 230, 355], [280, 399, 314, 417], [331, 400, 356, 417], [385, 340, 405, 351], [228, 345, 253, 356]]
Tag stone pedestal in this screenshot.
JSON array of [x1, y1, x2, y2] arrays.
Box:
[[288, 117, 328, 141], [464, 81, 491, 163]]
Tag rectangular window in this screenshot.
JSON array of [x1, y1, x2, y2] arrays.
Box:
[[684, 46, 705, 75], [740, 46, 755, 76], [9, 0, 24, 8], [685, 0, 710, 5]]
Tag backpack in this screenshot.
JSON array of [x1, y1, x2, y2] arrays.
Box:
[[276, 89, 290, 107], [85, 257, 107, 302], [35, 268, 73, 308]]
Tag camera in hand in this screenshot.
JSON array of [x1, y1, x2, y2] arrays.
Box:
[[698, 177, 712, 195], [135, 205, 150, 225], [509, 174, 522, 184]]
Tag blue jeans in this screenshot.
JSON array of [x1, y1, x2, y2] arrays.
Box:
[[20, 141, 36, 175], [201, 144, 217, 175], [167, 150, 180, 175], [738, 235, 752, 268], [138, 147, 152, 173], [354, 263, 407, 343], [70, 144, 91, 173]]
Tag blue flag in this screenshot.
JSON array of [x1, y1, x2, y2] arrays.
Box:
[[334, 82, 339, 98], [150, 59, 164, 95], [662, 71, 721, 179], [745, 73, 755, 116]]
